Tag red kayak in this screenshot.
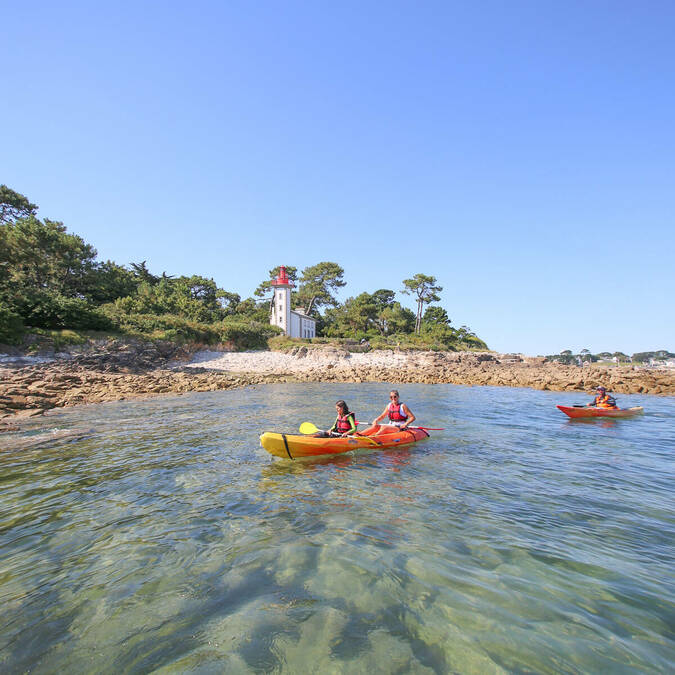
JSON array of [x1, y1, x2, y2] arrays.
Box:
[[556, 405, 644, 419]]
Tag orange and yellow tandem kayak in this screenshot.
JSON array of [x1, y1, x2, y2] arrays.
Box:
[[556, 405, 644, 419], [260, 425, 430, 459]]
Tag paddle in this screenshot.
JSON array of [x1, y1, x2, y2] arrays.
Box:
[[368, 424, 445, 431], [356, 422, 444, 431], [298, 421, 381, 445], [299, 422, 321, 434]]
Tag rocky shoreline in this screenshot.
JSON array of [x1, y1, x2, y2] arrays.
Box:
[[1, 341, 674, 431]]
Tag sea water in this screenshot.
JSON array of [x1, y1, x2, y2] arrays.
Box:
[[1, 383, 673, 673]]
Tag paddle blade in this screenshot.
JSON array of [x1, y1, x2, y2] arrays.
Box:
[[299, 422, 320, 435]]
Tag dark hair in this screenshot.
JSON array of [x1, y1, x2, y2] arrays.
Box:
[[335, 400, 350, 414]]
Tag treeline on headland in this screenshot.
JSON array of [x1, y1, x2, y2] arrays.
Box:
[[0, 186, 487, 351], [546, 349, 675, 366]]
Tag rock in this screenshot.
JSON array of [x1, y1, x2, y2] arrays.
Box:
[[1, 343, 673, 422], [12, 408, 46, 418]]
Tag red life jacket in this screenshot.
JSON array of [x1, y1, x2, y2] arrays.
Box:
[[336, 412, 355, 433], [388, 403, 408, 422]]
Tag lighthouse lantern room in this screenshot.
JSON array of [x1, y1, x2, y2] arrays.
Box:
[[270, 266, 317, 338]]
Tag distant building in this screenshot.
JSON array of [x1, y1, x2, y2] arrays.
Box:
[[649, 357, 675, 369], [270, 266, 317, 338]]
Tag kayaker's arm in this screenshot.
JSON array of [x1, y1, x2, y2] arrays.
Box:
[[339, 414, 358, 436], [329, 416, 339, 433], [400, 404, 415, 429], [372, 405, 389, 425]]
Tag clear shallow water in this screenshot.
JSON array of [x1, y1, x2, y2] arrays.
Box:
[[1, 383, 673, 673]]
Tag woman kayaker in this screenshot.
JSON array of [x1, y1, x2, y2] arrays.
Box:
[[372, 390, 416, 429], [587, 386, 618, 409], [313, 400, 358, 437]]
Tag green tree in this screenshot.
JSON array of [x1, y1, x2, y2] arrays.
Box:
[[108, 274, 231, 323], [0, 185, 38, 225], [0, 217, 96, 292], [130, 260, 160, 285], [232, 297, 270, 322], [84, 261, 138, 304], [370, 289, 396, 335], [379, 303, 415, 335], [371, 289, 396, 309], [422, 306, 451, 327], [0, 302, 25, 343], [455, 325, 488, 349], [218, 290, 242, 315], [296, 262, 346, 315], [0, 216, 105, 327], [402, 273, 442, 335], [342, 293, 379, 335]]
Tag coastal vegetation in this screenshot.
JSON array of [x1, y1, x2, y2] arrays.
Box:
[[0, 185, 488, 352], [547, 349, 675, 366]]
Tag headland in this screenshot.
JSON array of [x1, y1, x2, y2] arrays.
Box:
[[2, 340, 673, 431]]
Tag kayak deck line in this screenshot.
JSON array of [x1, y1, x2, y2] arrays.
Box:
[[281, 433, 293, 459]]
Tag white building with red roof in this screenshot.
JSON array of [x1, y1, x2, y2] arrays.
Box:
[[270, 266, 317, 338]]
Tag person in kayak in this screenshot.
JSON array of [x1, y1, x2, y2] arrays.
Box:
[[587, 386, 618, 409], [372, 390, 416, 429], [313, 400, 358, 437]]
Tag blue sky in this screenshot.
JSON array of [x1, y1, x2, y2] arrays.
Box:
[[3, 1, 673, 355]]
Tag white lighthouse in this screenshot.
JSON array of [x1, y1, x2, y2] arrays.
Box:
[[270, 266, 317, 338]]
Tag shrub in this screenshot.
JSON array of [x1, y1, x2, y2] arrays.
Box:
[[102, 308, 220, 343], [17, 292, 113, 330], [0, 303, 25, 344], [217, 320, 282, 350], [101, 307, 282, 350], [30, 328, 90, 351]]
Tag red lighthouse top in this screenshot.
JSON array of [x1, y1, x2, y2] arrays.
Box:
[[270, 265, 294, 287]]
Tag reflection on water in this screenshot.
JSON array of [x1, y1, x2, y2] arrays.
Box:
[[1, 383, 673, 673]]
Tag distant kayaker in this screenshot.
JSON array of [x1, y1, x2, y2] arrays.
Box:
[[313, 400, 358, 437], [587, 386, 618, 409], [372, 390, 416, 429]]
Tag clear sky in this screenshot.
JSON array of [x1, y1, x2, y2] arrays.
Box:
[[3, 1, 673, 355]]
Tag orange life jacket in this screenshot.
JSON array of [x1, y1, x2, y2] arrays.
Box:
[[594, 394, 617, 409]]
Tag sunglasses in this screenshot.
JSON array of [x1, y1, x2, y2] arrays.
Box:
[[390, 395, 398, 399]]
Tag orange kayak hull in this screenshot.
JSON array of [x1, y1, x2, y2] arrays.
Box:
[[260, 426, 430, 459], [556, 405, 644, 419]]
